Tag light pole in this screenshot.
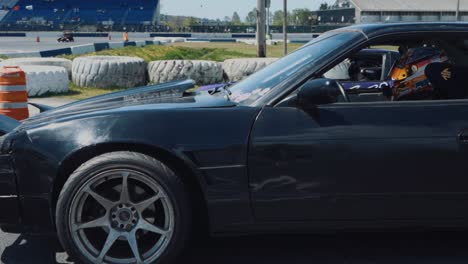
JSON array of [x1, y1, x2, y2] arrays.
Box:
[[283, 0, 288, 56], [266, 0, 271, 36], [266, 9, 270, 36], [456, 0, 461, 21], [256, 0, 266, 57]]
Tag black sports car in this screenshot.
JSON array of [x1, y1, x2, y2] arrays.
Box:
[[3, 23, 468, 264]]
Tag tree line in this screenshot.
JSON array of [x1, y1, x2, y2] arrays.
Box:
[[227, 8, 316, 26], [161, 7, 324, 31]]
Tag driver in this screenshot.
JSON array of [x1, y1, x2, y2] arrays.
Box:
[[388, 45, 449, 101]]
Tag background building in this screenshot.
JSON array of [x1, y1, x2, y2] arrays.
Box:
[[317, 0, 468, 26], [352, 0, 468, 23], [316, 8, 355, 24]]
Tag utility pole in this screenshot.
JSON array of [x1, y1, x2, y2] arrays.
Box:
[[266, 0, 271, 36], [283, 0, 288, 56], [256, 0, 266, 57], [456, 0, 461, 21]]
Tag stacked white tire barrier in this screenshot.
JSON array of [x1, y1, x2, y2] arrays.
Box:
[[222, 58, 278, 82], [21, 66, 69, 97], [0, 57, 73, 78], [148, 60, 223, 85], [72, 56, 147, 88]]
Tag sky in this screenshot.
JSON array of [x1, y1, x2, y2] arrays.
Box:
[[159, 0, 336, 20]]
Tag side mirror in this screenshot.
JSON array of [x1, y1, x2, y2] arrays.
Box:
[[297, 78, 341, 107]]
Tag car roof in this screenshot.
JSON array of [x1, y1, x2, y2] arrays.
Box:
[[332, 22, 468, 39]]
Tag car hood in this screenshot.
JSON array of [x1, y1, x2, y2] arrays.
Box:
[[19, 79, 236, 130]]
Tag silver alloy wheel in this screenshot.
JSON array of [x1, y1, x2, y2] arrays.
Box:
[[69, 169, 175, 264]]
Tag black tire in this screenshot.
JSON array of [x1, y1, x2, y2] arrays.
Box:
[[56, 151, 190, 264]]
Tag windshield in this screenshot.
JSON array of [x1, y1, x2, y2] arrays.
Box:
[[228, 31, 363, 105]]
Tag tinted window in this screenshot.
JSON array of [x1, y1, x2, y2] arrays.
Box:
[[228, 32, 363, 105]]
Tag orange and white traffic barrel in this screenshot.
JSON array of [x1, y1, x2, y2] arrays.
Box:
[[0, 66, 29, 120]]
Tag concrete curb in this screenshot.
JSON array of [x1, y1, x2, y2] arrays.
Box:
[[70, 44, 96, 55], [93, 42, 110, 52], [6, 52, 42, 58], [135, 41, 146, 47], [109, 41, 125, 49]]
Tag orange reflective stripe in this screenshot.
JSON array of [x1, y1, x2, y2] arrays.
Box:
[[0, 91, 28, 102], [0, 69, 26, 85], [0, 73, 26, 85], [0, 108, 29, 120]]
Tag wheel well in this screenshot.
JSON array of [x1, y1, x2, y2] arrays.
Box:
[[52, 143, 209, 234]]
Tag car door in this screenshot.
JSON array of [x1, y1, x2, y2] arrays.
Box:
[[249, 98, 468, 223]]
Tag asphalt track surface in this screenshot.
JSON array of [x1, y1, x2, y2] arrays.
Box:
[[2, 230, 468, 263], [0, 33, 313, 54], [0, 36, 149, 54]]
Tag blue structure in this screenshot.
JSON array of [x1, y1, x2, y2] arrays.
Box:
[[0, 0, 159, 30]]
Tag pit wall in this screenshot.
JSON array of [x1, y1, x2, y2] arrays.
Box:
[[0, 31, 317, 41]]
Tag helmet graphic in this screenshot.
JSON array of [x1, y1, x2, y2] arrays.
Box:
[[390, 46, 448, 100]]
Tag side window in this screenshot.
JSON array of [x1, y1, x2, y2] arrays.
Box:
[[323, 47, 400, 103], [285, 36, 468, 109], [322, 38, 468, 103], [324, 46, 399, 82]]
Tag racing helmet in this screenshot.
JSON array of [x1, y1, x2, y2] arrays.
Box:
[[390, 46, 448, 100]]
